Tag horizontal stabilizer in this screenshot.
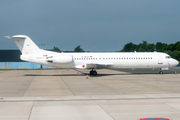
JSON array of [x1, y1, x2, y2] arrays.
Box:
[[5, 36, 26, 40]]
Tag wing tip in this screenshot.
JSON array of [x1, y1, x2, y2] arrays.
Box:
[[5, 36, 11, 39]]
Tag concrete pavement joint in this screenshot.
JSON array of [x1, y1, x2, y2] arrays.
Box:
[[94, 99, 115, 120], [58, 70, 75, 96], [28, 101, 34, 120], [22, 70, 39, 97]]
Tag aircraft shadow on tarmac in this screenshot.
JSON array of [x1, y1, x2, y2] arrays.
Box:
[[80, 72, 173, 77], [24, 67, 179, 77], [24, 71, 176, 77], [25, 74, 86, 76], [80, 69, 178, 77], [24, 73, 133, 77]]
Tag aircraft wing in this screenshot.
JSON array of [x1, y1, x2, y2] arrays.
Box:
[[87, 62, 114, 69], [75, 62, 114, 69]]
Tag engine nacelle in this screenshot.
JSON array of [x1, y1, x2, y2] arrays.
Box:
[[47, 55, 72, 64]]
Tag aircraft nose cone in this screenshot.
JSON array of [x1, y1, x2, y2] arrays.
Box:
[[175, 60, 179, 66], [173, 59, 179, 66]]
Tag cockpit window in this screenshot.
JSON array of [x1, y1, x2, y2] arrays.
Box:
[[165, 56, 171, 59]]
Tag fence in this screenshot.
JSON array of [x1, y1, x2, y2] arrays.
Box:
[[0, 62, 53, 69]]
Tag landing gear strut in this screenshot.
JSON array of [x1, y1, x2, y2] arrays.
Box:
[[159, 68, 163, 74], [90, 69, 97, 76]]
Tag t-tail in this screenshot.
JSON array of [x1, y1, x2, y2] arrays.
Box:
[[5, 35, 40, 55]]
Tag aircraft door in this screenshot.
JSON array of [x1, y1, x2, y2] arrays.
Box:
[[158, 56, 163, 64]]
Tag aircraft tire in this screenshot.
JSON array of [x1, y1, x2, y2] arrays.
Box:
[[93, 71, 97, 76], [159, 71, 163, 74]]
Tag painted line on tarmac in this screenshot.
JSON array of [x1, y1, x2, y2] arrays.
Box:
[[1, 96, 180, 102]]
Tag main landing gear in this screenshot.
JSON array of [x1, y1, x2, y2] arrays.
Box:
[[90, 69, 97, 76]]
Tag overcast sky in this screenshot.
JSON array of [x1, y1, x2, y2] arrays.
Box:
[[1, 0, 180, 51]]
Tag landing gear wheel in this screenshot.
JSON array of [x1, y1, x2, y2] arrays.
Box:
[[159, 71, 163, 74], [92, 71, 97, 76], [89, 70, 97, 76], [90, 71, 93, 75]]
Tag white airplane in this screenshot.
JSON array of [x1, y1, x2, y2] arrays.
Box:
[[5, 35, 179, 76]]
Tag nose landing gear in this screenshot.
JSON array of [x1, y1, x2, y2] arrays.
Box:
[[159, 71, 163, 74], [90, 69, 97, 76], [159, 68, 163, 74]]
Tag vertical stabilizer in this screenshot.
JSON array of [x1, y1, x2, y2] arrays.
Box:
[[5, 35, 40, 54]]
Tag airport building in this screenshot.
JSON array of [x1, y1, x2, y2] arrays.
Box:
[[0, 50, 53, 69]]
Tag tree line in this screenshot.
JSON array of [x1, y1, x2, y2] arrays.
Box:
[[120, 41, 180, 61], [52, 41, 180, 60], [53, 45, 84, 52]]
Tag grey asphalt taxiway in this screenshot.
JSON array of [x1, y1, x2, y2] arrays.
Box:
[[0, 67, 180, 120]]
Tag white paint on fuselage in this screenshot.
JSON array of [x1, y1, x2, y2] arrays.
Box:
[[21, 52, 178, 69], [71, 52, 176, 69]]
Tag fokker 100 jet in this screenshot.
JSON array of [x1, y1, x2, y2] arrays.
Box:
[[5, 35, 179, 76]]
